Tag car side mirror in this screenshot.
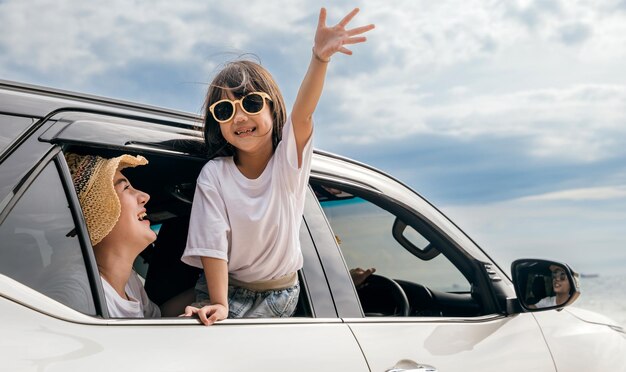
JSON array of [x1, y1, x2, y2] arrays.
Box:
[[511, 259, 580, 311]]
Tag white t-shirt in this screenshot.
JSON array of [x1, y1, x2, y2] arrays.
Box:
[[182, 116, 313, 282], [101, 271, 161, 318], [534, 296, 557, 308]]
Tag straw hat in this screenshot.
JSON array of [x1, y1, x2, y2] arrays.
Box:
[[65, 153, 148, 246]]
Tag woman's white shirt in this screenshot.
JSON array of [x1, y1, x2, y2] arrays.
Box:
[[535, 296, 557, 308], [101, 271, 161, 318]]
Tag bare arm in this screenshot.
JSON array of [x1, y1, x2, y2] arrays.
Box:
[[291, 7, 374, 166], [350, 267, 376, 288], [182, 257, 228, 326]]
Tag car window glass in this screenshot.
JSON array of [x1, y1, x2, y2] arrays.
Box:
[[318, 189, 470, 292], [0, 114, 33, 153], [0, 161, 96, 315]]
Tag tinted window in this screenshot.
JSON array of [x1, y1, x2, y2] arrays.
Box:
[[0, 161, 96, 314], [317, 188, 470, 292], [0, 114, 33, 153]]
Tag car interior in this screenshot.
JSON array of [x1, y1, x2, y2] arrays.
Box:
[[61, 144, 317, 318]]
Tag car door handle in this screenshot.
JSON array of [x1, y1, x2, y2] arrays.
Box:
[[386, 359, 437, 372]]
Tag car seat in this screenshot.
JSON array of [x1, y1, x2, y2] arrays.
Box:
[[528, 275, 548, 305], [144, 216, 201, 306]]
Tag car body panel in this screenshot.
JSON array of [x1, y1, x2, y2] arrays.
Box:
[[533, 309, 626, 371], [347, 314, 556, 371], [0, 274, 99, 325], [1, 297, 369, 372], [565, 306, 624, 328]]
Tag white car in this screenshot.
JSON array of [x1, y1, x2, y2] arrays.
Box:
[[1, 80, 625, 371]]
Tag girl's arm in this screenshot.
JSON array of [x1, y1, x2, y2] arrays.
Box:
[[182, 257, 228, 325], [291, 8, 374, 167]]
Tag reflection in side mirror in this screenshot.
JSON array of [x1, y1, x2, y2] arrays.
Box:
[[511, 259, 581, 311]]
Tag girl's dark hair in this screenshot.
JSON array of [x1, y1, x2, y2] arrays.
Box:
[[202, 60, 287, 158]]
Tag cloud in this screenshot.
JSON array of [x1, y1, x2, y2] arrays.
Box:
[[301, 2, 626, 168], [557, 22, 592, 45], [503, 0, 563, 29], [321, 79, 626, 163], [322, 127, 626, 206], [3, 0, 626, 108], [519, 186, 626, 201], [0, 0, 312, 87], [360, 0, 626, 70], [366, 1, 511, 67]]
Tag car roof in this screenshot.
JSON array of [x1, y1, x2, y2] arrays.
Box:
[[0, 79, 200, 127]]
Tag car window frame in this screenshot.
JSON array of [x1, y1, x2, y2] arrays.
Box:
[[55, 150, 109, 317], [3, 146, 336, 324], [309, 175, 503, 317], [0, 113, 36, 157], [32, 109, 340, 322]]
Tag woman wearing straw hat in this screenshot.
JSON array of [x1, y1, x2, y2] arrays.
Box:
[[66, 153, 160, 318]]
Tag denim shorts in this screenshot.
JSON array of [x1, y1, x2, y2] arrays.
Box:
[[195, 274, 300, 318]]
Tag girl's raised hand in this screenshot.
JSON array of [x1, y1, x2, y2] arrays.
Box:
[[313, 7, 375, 62]]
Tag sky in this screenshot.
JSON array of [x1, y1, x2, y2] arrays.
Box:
[[1, 0, 625, 276]]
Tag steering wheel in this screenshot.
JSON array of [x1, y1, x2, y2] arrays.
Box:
[[357, 274, 410, 316], [397, 280, 440, 316]]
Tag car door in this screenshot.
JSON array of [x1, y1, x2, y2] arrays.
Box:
[[0, 110, 371, 371], [308, 171, 557, 372]]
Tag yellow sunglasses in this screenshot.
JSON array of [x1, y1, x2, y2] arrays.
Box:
[[209, 92, 272, 124]]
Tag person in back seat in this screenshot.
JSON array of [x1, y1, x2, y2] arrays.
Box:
[[66, 153, 160, 318]]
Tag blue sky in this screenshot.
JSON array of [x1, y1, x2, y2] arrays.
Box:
[[1, 0, 625, 275]]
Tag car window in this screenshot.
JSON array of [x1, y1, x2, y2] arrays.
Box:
[[0, 161, 96, 315], [0, 114, 33, 153], [316, 186, 470, 292]]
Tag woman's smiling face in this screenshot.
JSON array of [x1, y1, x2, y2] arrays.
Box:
[[551, 267, 571, 296], [98, 169, 156, 250]]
